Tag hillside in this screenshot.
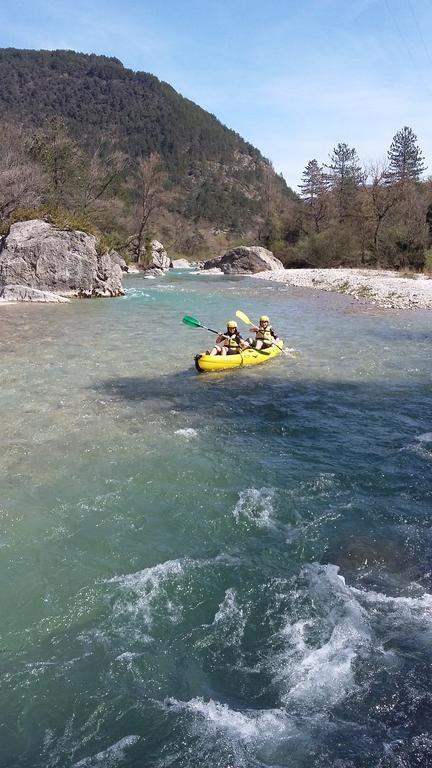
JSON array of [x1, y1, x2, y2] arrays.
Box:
[[0, 48, 294, 237]]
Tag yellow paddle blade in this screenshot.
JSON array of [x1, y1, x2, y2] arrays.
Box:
[[236, 310, 254, 326]]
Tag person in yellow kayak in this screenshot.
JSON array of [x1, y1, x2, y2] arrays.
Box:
[[209, 320, 248, 356], [248, 315, 280, 350]]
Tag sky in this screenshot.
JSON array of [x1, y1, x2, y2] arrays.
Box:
[[1, 0, 431, 189]]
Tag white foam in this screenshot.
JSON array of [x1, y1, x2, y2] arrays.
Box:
[[194, 268, 223, 275], [233, 488, 275, 528], [164, 697, 289, 743], [174, 427, 198, 439], [416, 432, 432, 443], [105, 555, 232, 636], [212, 588, 247, 645], [352, 586, 432, 636], [72, 735, 140, 767], [123, 288, 151, 299], [115, 652, 142, 662], [107, 558, 187, 628], [406, 441, 432, 462], [271, 564, 371, 711]]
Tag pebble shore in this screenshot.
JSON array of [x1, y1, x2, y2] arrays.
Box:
[[251, 268, 432, 310]]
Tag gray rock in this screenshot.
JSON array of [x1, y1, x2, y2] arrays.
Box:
[[204, 246, 283, 274], [202, 255, 223, 270], [0, 284, 70, 302], [108, 250, 128, 272], [0, 219, 125, 298], [171, 258, 191, 268], [144, 239, 170, 272]]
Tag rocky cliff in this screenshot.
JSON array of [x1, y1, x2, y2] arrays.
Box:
[[0, 220, 127, 300]]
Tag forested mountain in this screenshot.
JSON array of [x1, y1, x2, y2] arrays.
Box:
[[0, 48, 293, 239], [1, 48, 431, 270], [0, 49, 257, 169]]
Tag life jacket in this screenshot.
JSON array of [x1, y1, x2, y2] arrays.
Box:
[[256, 325, 273, 344], [223, 330, 241, 350]]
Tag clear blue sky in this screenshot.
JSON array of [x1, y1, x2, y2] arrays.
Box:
[[1, 0, 431, 189]]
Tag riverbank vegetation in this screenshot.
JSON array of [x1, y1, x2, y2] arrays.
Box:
[[0, 49, 431, 271]]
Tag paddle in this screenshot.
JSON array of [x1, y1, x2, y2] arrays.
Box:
[[235, 310, 283, 353], [182, 314, 247, 355], [235, 311, 300, 358], [182, 315, 222, 336]]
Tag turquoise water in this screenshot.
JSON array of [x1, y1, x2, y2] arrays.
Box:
[[1, 271, 432, 767]]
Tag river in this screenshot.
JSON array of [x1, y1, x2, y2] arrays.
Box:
[[1, 270, 432, 767]]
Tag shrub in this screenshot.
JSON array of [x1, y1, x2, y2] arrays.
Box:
[[284, 227, 361, 268], [424, 248, 432, 274]]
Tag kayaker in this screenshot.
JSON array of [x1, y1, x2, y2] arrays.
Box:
[[248, 315, 280, 350], [209, 320, 248, 356]]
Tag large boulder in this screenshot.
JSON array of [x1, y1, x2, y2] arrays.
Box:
[[142, 240, 170, 272], [204, 246, 283, 274], [0, 219, 125, 298]]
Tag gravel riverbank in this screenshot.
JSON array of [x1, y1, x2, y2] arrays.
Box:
[[251, 268, 432, 309]]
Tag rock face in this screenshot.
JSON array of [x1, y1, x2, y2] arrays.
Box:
[[203, 246, 283, 274], [108, 250, 129, 272], [0, 220, 125, 299]]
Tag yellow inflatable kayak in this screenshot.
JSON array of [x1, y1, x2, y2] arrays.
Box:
[[195, 341, 284, 372]]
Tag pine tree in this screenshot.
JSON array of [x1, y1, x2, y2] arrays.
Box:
[[299, 159, 328, 231], [385, 126, 426, 183], [325, 143, 363, 223]]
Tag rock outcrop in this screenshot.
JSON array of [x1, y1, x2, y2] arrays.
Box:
[[140, 240, 171, 276], [203, 246, 283, 274], [0, 220, 126, 299]]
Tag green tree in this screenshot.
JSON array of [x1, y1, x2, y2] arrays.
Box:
[[385, 126, 426, 184], [299, 159, 328, 232], [325, 143, 363, 223]]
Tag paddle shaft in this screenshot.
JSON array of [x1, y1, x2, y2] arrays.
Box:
[[235, 312, 282, 351]]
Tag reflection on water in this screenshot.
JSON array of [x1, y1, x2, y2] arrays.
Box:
[[1, 272, 432, 767]]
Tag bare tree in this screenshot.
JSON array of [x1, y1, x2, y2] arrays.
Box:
[[0, 121, 46, 221], [129, 153, 168, 263], [363, 162, 398, 256], [76, 144, 127, 215]]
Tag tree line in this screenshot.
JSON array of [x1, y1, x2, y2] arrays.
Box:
[[1, 110, 431, 272], [269, 126, 431, 272]]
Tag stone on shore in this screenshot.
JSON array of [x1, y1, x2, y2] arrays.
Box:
[[204, 246, 283, 274], [0, 284, 70, 302], [171, 258, 191, 268], [251, 267, 432, 310], [0, 219, 125, 299]]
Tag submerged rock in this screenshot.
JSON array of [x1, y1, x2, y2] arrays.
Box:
[[204, 246, 283, 274], [0, 219, 125, 300]]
